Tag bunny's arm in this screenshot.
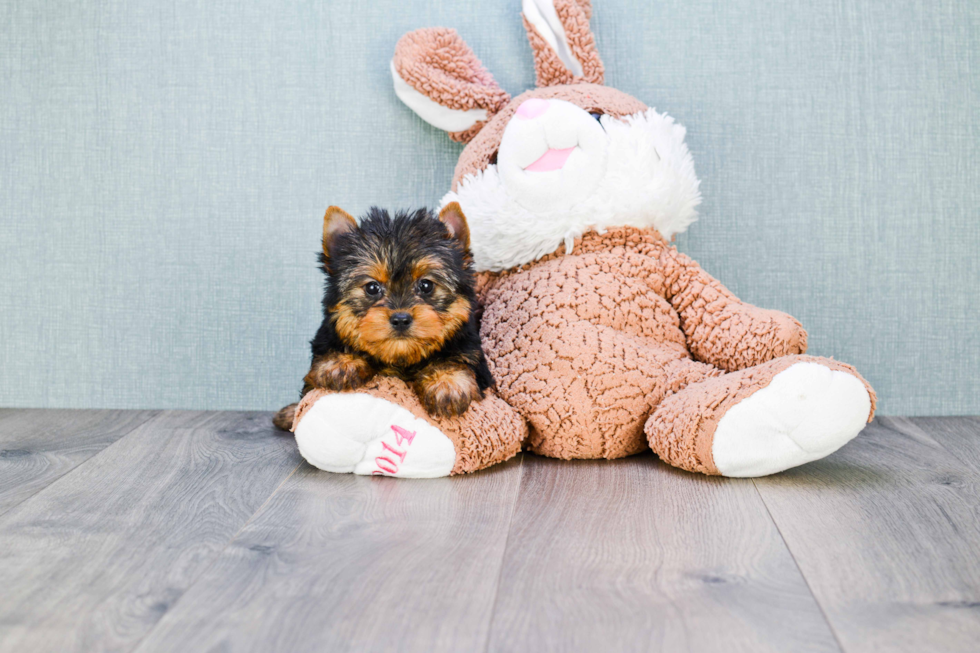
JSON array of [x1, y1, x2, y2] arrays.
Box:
[[478, 228, 806, 372], [640, 240, 808, 372]]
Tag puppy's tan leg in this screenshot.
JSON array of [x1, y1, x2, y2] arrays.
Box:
[[414, 362, 482, 418], [304, 352, 376, 391]]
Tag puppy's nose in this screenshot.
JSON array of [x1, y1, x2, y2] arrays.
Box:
[[389, 312, 413, 330], [516, 98, 549, 119]]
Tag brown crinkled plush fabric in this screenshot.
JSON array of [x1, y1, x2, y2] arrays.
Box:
[[292, 378, 527, 475], [483, 227, 809, 372], [393, 28, 510, 116], [645, 355, 878, 475], [477, 226, 871, 461], [522, 0, 604, 88], [451, 84, 647, 190], [447, 120, 489, 144]]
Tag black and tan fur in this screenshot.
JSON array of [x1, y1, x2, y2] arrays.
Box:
[[273, 203, 492, 430]]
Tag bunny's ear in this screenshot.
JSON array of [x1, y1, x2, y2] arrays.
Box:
[[522, 0, 604, 87], [392, 28, 511, 143]]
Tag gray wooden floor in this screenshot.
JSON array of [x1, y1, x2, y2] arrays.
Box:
[[0, 410, 977, 652]]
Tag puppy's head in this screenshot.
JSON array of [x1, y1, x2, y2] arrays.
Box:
[[321, 204, 474, 367]]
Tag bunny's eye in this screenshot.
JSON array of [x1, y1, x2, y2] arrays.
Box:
[[590, 112, 603, 121]]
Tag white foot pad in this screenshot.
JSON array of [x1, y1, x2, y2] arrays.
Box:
[[712, 362, 872, 477], [293, 393, 456, 478]]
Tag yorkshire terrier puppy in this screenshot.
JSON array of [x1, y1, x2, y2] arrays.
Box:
[[273, 203, 492, 431]]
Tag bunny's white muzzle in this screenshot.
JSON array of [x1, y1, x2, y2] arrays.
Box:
[[496, 99, 608, 214]]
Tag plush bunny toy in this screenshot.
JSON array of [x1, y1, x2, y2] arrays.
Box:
[[291, 0, 876, 478]]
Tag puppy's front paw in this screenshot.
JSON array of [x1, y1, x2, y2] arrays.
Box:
[[305, 353, 375, 391], [416, 366, 482, 418]]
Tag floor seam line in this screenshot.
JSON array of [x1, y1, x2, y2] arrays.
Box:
[[752, 479, 848, 653], [481, 453, 526, 653], [0, 410, 162, 521], [128, 459, 303, 653]]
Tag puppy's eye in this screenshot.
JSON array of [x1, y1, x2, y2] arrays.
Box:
[[364, 281, 383, 297], [417, 279, 434, 295]]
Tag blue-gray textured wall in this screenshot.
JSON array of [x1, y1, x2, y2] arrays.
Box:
[[1, 0, 978, 414]]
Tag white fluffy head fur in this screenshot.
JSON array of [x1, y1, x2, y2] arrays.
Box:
[[440, 105, 701, 272]]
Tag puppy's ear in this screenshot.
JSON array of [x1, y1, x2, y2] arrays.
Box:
[[322, 206, 357, 259], [438, 202, 471, 251]]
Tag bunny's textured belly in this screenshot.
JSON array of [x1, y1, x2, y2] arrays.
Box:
[[479, 235, 717, 459]]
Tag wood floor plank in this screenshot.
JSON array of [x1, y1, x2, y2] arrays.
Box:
[[132, 456, 525, 653], [0, 410, 301, 653], [894, 416, 980, 474], [485, 454, 839, 653], [753, 417, 980, 653], [0, 409, 159, 517]]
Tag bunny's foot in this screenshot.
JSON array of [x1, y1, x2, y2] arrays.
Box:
[[645, 356, 875, 477], [291, 378, 526, 477]]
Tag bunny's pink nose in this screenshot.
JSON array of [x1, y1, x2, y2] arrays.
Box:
[[516, 98, 550, 119]]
